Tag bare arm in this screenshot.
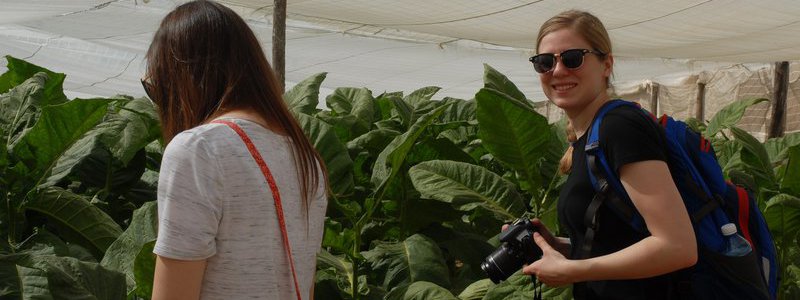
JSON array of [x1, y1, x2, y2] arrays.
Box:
[[525, 160, 697, 286], [151, 255, 207, 300]]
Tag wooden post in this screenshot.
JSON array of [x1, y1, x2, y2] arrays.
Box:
[[696, 82, 706, 121], [273, 0, 287, 91], [768, 61, 789, 138], [650, 82, 660, 115]]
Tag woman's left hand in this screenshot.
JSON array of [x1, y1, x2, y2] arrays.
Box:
[[522, 232, 577, 287]]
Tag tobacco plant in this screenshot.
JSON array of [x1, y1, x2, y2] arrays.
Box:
[[0, 56, 797, 300]]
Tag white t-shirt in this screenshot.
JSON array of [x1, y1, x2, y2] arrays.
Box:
[[154, 118, 327, 299]]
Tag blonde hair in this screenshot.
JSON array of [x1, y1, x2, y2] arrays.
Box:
[[559, 120, 579, 175], [537, 10, 612, 174]]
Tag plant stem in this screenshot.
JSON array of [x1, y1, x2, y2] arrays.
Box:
[[351, 224, 361, 300], [540, 171, 561, 213], [720, 130, 731, 141], [6, 191, 16, 251]]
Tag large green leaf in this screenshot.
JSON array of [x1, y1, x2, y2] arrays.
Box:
[[315, 249, 371, 299], [482, 271, 537, 300], [458, 279, 493, 300], [418, 224, 495, 292], [26, 254, 125, 300], [404, 86, 440, 109], [33, 97, 154, 194], [111, 97, 161, 165], [540, 120, 569, 191], [405, 138, 475, 166], [362, 234, 450, 292], [0, 257, 53, 300], [482, 64, 531, 108], [764, 194, 800, 241], [705, 98, 769, 138], [384, 281, 458, 300], [540, 284, 573, 300], [315, 112, 369, 143], [716, 139, 745, 175], [320, 88, 376, 141], [765, 132, 800, 166], [476, 88, 551, 191], [284, 72, 327, 114], [317, 249, 355, 289], [1, 73, 48, 151], [390, 97, 414, 129], [295, 113, 354, 196], [409, 160, 526, 220], [100, 202, 157, 293], [435, 98, 478, 147], [132, 241, 156, 298], [731, 127, 777, 190], [782, 145, 800, 195], [321, 219, 358, 256], [437, 97, 476, 123], [326, 87, 376, 125], [2, 249, 126, 300], [370, 104, 450, 199], [24, 187, 123, 256], [0, 234, 59, 299], [12, 98, 113, 187], [0, 56, 67, 105], [375, 91, 402, 122], [346, 128, 401, 156]]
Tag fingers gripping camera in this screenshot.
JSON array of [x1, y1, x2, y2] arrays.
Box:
[[480, 218, 543, 283]]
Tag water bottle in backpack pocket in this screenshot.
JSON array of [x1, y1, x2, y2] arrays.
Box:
[[583, 99, 779, 300]]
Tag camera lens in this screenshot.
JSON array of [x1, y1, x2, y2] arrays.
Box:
[[480, 243, 525, 283]]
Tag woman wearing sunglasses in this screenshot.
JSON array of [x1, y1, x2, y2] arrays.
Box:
[[145, 1, 328, 299], [515, 10, 697, 299]]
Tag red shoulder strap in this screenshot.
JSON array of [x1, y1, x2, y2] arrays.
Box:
[[212, 120, 303, 300]]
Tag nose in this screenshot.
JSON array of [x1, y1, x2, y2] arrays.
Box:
[[550, 57, 570, 76]]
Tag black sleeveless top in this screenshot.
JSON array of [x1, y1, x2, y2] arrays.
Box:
[[557, 104, 683, 299]]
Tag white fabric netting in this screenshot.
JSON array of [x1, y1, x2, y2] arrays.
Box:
[[1, 0, 798, 139]]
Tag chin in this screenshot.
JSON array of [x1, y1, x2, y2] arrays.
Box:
[[548, 96, 576, 110]]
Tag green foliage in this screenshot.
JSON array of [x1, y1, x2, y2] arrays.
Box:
[[0, 57, 160, 298], [2, 56, 798, 300], [408, 160, 526, 220]]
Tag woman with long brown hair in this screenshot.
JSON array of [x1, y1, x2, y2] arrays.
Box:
[[145, 1, 327, 299]]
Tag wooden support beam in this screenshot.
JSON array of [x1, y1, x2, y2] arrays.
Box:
[[272, 0, 286, 91], [650, 82, 659, 115], [768, 61, 789, 138], [696, 82, 706, 121]]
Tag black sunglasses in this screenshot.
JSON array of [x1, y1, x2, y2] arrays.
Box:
[[529, 49, 605, 74], [141, 79, 156, 101]]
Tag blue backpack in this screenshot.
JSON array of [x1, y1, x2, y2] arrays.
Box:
[[581, 99, 779, 299]]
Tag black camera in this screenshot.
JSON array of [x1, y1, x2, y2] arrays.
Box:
[[480, 218, 542, 283]]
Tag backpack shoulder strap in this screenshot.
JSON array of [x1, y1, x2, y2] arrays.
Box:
[[579, 99, 647, 257]]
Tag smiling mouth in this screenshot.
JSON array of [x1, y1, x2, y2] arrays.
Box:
[[553, 83, 576, 91]]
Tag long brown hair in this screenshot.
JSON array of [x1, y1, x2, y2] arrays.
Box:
[[144, 0, 327, 210], [537, 10, 612, 174]]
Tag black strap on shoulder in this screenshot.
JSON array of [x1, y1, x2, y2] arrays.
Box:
[[581, 154, 607, 258], [581, 152, 639, 259], [683, 176, 722, 223], [581, 180, 606, 259]]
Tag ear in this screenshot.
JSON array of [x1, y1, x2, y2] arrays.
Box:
[[603, 53, 614, 78]]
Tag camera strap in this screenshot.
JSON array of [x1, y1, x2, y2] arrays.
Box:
[[212, 119, 303, 300]]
